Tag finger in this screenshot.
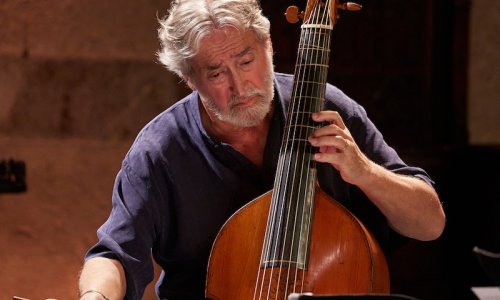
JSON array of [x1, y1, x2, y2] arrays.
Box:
[[311, 111, 346, 129], [310, 135, 347, 151], [310, 123, 347, 140], [313, 151, 341, 164]]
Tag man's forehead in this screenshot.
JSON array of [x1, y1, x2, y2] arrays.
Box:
[[203, 47, 254, 69], [194, 29, 259, 66]]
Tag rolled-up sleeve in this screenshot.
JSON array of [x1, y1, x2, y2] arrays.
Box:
[[85, 156, 162, 299]]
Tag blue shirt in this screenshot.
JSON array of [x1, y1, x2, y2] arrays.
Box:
[[85, 73, 433, 299]]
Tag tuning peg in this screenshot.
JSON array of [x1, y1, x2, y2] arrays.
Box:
[[337, 2, 362, 11], [285, 6, 304, 24]]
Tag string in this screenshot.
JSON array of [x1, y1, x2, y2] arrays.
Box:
[[288, 11, 315, 300], [289, 2, 331, 297], [279, 13, 314, 298]]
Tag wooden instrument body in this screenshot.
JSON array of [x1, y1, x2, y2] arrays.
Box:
[[205, 187, 389, 299]]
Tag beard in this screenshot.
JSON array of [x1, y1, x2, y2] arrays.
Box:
[[200, 51, 275, 128]]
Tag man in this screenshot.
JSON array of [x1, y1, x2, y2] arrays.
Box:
[[79, 0, 446, 299]]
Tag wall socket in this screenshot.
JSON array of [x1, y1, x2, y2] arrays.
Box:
[[0, 159, 26, 193]]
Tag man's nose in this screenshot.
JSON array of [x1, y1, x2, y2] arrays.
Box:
[[229, 72, 245, 96]]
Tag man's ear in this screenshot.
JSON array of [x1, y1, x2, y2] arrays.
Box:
[[183, 74, 197, 91], [267, 35, 274, 55]]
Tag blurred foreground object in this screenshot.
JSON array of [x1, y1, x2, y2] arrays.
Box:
[[474, 246, 500, 286], [287, 293, 420, 299]]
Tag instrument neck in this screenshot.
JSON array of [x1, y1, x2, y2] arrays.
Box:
[[261, 24, 333, 268]]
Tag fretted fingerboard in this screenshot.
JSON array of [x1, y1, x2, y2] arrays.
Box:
[[261, 21, 333, 269]]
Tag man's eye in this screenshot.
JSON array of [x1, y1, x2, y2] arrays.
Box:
[[242, 59, 253, 65], [209, 72, 220, 78]]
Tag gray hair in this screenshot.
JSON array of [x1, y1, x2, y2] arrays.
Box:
[[157, 0, 271, 78]]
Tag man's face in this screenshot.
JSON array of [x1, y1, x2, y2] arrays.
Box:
[[186, 27, 274, 128]]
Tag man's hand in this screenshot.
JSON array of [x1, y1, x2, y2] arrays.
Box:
[[308, 110, 372, 186]]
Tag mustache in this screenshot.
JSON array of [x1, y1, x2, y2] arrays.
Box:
[[229, 89, 264, 105]]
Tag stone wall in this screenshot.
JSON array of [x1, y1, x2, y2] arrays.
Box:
[[0, 1, 184, 298], [468, 0, 500, 145], [0, 138, 135, 299], [0, 1, 188, 140]]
